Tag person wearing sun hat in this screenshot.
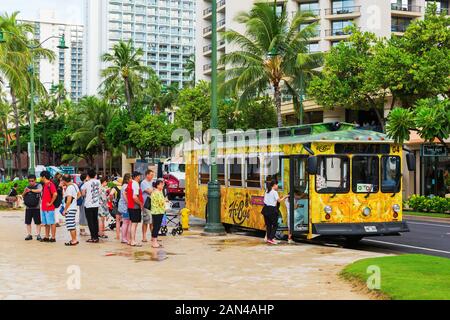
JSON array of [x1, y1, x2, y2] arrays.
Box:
[[110, 177, 123, 240]]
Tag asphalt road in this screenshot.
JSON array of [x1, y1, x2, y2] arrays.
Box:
[[357, 218, 450, 258], [172, 199, 450, 258]]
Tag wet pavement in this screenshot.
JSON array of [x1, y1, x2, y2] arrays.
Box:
[[0, 210, 388, 300]]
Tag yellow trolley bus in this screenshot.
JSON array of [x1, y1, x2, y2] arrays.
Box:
[[185, 122, 414, 242]]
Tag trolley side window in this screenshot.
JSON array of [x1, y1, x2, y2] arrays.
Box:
[[199, 159, 210, 185], [217, 160, 226, 185], [381, 156, 401, 193], [228, 157, 243, 187], [352, 156, 380, 193], [245, 157, 261, 188], [263, 155, 284, 190], [316, 156, 350, 193]]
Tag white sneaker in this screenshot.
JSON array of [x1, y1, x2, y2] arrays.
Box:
[[288, 239, 295, 245]]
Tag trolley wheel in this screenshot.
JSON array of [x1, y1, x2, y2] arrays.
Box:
[[344, 236, 363, 247], [177, 228, 183, 235], [171, 229, 177, 236], [161, 226, 168, 234]]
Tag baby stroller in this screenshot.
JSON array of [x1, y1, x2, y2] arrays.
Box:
[[159, 202, 183, 236]]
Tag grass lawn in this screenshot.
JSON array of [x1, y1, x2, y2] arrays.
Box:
[[341, 254, 450, 300], [404, 211, 450, 219]]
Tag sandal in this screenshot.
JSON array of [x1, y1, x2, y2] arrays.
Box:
[[130, 243, 142, 247], [65, 241, 79, 246], [99, 234, 108, 239]]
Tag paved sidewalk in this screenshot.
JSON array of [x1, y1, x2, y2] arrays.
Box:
[[0, 210, 387, 300]]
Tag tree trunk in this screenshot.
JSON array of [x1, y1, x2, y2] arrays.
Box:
[[373, 107, 385, 133], [102, 146, 107, 177], [274, 84, 282, 128], [10, 89, 22, 178], [124, 77, 133, 115]]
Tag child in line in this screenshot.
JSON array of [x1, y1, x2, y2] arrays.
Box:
[[98, 177, 109, 239]]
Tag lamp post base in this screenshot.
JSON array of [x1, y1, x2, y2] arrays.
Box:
[[203, 180, 226, 236]]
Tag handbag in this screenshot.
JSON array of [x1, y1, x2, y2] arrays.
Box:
[[144, 196, 151, 210]]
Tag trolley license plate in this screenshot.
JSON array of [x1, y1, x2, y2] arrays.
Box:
[[364, 226, 377, 233]]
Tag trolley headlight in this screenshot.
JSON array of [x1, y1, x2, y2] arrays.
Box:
[[324, 205, 332, 214], [362, 207, 371, 217], [392, 204, 401, 213]]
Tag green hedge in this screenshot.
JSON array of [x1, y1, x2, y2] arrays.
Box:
[[0, 180, 30, 195], [407, 195, 450, 214]]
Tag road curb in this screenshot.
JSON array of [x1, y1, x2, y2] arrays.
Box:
[[404, 215, 450, 224]]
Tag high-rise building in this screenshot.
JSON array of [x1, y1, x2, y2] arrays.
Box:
[[84, 0, 195, 96], [21, 10, 84, 101], [196, 0, 448, 121]]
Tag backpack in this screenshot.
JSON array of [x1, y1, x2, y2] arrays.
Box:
[[23, 185, 40, 208], [48, 183, 63, 208], [112, 186, 121, 208], [77, 182, 84, 206]]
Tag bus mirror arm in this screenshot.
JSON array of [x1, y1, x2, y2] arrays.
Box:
[[302, 144, 315, 155]]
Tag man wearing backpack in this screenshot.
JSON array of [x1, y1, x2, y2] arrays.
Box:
[[40, 171, 58, 243], [23, 174, 43, 241]]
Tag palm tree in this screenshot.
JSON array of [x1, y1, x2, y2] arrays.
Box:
[[219, 2, 322, 127], [0, 12, 54, 176], [100, 40, 153, 114], [184, 54, 195, 86], [71, 96, 116, 176]]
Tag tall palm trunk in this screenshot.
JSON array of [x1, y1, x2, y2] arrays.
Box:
[[102, 145, 107, 177], [10, 89, 22, 178], [274, 84, 283, 127], [124, 77, 133, 114]]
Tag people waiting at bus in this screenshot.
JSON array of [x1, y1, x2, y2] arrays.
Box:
[[23, 175, 42, 241], [150, 179, 169, 248], [141, 169, 155, 243], [98, 176, 110, 239], [81, 169, 101, 243], [39, 171, 58, 243], [61, 174, 80, 246], [119, 174, 131, 244], [127, 171, 144, 247], [77, 173, 89, 237], [262, 180, 288, 245]]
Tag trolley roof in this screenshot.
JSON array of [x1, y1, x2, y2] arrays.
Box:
[[186, 122, 394, 151]]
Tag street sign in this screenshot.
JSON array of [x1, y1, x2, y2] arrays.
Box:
[[420, 145, 448, 157]]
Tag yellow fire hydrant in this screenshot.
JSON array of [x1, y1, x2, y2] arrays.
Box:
[[180, 208, 190, 230]]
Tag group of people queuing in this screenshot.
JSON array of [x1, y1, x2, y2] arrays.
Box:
[[23, 169, 170, 248]]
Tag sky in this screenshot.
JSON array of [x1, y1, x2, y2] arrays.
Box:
[[0, 0, 84, 25]]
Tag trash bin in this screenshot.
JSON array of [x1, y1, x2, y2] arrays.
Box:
[[180, 208, 190, 230]]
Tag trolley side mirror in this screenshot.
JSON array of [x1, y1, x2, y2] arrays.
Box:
[[307, 156, 318, 175], [406, 153, 416, 171]]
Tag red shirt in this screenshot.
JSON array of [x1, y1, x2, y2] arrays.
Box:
[[41, 181, 57, 211], [127, 180, 143, 209]]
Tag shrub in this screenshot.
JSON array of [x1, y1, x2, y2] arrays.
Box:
[[0, 180, 29, 195], [407, 194, 450, 213]]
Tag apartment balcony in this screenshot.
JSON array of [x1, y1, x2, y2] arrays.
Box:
[[203, 19, 226, 38], [324, 6, 361, 20], [203, 63, 212, 75], [203, 39, 226, 56], [203, 0, 226, 20], [296, 9, 321, 21], [391, 4, 422, 17], [203, 62, 224, 75], [324, 28, 354, 40]]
